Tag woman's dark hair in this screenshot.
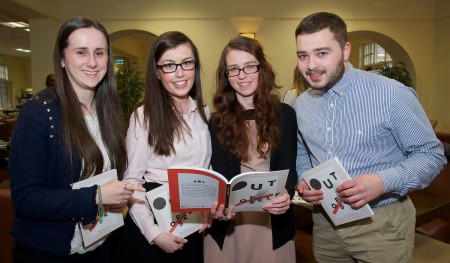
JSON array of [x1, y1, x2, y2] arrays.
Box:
[[140, 31, 207, 156], [212, 36, 282, 162], [54, 16, 127, 179]]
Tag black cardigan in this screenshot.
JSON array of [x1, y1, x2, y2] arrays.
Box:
[[206, 103, 298, 250]]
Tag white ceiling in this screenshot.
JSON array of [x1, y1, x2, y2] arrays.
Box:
[[0, 0, 157, 59], [0, 0, 46, 57]]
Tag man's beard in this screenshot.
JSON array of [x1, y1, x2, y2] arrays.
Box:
[[307, 58, 346, 94]]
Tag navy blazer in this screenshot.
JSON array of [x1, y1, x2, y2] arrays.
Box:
[[9, 89, 98, 256]]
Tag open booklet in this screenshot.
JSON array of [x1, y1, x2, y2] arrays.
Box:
[[71, 169, 124, 247], [167, 167, 289, 212], [301, 157, 374, 226], [145, 184, 203, 238], [291, 190, 313, 210]]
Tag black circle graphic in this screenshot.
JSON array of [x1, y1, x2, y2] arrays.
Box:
[[153, 197, 167, 210], [309, 179, 322, 190], [231, 181, 247, 191]]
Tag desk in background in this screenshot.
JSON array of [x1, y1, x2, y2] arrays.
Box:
[[0, 117, 16, 143], [409, 192, 450, 227], [293, 192, 450, 233], [414, 233, 450, 262], [292, 191, 313, 230], [0, 122, 7, 142], [292, 196, 450, 261]]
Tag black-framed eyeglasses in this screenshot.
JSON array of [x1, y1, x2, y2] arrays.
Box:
[[156, 60, 196, 73], [225, 64, 260, 77]]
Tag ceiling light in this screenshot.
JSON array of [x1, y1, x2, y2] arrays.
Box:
[[15, 48, 31, 53], [239, 33, 255, 39], [9, 22, 27, 28], [0, 21, 29, 28]]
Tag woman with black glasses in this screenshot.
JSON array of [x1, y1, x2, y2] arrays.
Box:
[[117, 31, 211, 263], [204, 36, 298, 263]]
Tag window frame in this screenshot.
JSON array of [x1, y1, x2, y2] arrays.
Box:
[[0, 65, 8, 80], [360, 42, 392, 71]]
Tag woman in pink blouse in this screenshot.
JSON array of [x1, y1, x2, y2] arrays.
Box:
[[116, 31, 211, 263]]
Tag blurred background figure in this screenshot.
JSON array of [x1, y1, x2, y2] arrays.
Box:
[[45, 73, 55, 88], [283, 66, 308, 107]]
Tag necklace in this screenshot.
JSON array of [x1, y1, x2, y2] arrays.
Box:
[[174, 108, 184, 115], [81, 98, 96, 116], [83, 108, 96, 117]]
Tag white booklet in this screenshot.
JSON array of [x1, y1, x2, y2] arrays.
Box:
[[145, 184, 203, 238], [302, 157, 374, 226], [71, 169, 124, 247]]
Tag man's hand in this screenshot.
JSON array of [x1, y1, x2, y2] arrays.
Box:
[[336, 173, 385, 209], [296, 179, 323, 205]]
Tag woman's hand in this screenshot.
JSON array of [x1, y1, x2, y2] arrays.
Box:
[[210, 202, 235, 221], [97, 180, 146, 206], [153, 232, 187, 253], [263, 190, 291, 215]]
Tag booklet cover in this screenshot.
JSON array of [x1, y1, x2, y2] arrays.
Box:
[[302, 157, 374, 226], [145, 184, 203, 238], [167, 167, 289, 212], [71, 169, 124, 247]]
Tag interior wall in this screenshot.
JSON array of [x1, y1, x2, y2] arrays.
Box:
[[112, 38, 143, 60], [110, 31, 157, 75], [15, 0, 445, 123], [29, 18, 59, 94], [0, 54, 31, 101], [111, 37, 145, 71], [432, 0, 450, 131], [101, 17, 435, 110], [348, 35, 370, 69]]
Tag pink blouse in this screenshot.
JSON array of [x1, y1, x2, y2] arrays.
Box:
[[124, 97, 211, 244]]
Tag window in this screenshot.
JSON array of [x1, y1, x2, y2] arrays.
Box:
[[0, 80, 13, 110], [361, 42, 392, 71], [0, 65, 8, 80]]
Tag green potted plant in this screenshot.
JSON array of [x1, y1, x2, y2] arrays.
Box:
[[115, 62, 145, 126], [377, 61, 413, 87]]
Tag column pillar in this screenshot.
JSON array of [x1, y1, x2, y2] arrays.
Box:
[[29, 18, 59, 94]]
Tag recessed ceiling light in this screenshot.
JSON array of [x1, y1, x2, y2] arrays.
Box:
[[239, 33, 256, 39], [15, 48, 31, 53], [0, 21, 29, 28]]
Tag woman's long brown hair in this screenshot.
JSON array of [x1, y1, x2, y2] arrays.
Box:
[[212, 36, 282, 162], [140, 31, 207, 156], [54, 16, 127, 179]]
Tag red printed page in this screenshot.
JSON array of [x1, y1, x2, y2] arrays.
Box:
[[168, 167, 228, 212]]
